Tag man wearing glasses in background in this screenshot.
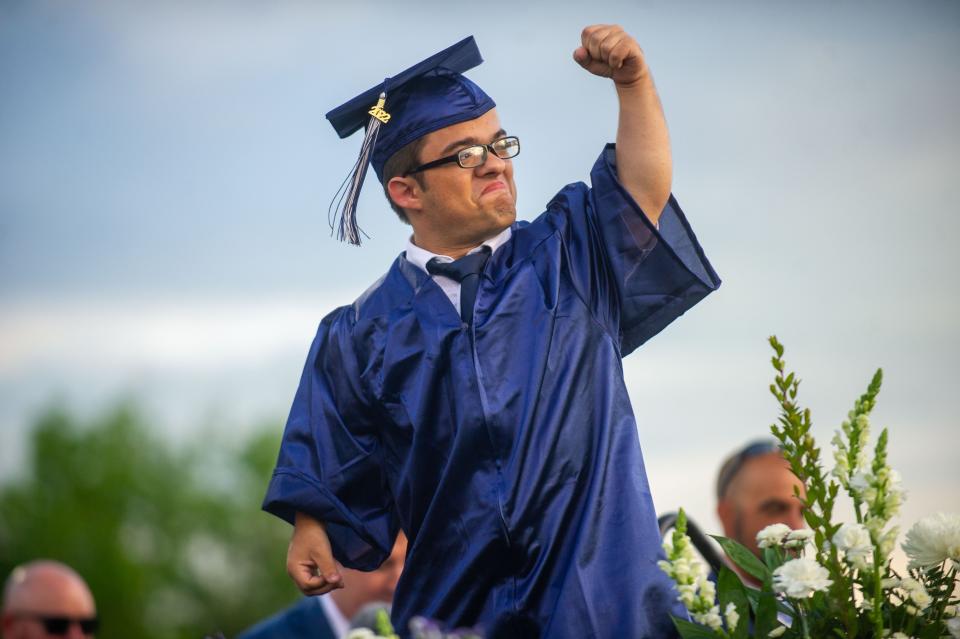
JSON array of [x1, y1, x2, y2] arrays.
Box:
[[264, 24, 721, 637], [1, 561, 98, 639]]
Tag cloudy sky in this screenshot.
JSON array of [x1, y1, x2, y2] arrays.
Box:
[[1, 1, 958, 542]]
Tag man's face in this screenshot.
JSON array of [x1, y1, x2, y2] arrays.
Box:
[[718, 453, 806, 558], [2, 569, 97, 639], [411, 109, 517, 246], [340, 533, 407, 606]]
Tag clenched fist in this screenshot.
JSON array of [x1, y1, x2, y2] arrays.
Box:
[[287, 511, 344, 595], [573, 24, 648, 87]]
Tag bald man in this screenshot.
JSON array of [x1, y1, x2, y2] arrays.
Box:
[[1, 560, 98, 639], [716, 440, 806, 580]]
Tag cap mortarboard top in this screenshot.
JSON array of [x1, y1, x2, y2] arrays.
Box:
[[326, 36, 495, 245]]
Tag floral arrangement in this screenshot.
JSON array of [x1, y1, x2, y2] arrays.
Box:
[[659, 336, 960, 639], [346, 611, 483, 639]]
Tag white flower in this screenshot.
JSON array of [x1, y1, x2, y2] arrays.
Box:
[[346, 630, 378, 639], [945, 616, 960, 639], [768, 626, 787, 637], [784, 528, 815, 549], [898, 576, 931, 610], [909, 588, 931, 610], [676, 583, 696, 607], [757, 523, 793, 549], [879, 526, 900, 558], [850, 471, 871, 493], [692, 605, 722, 630], [901, 512, 960, 570], [772, 556, 833, 598], [723, 602, 739, 631], [697, 573, 716, 603], [881, 577, 900, 589], [890, 633, 915, 639], [833, 523, 873, 567], [787, 529, 814, 542]]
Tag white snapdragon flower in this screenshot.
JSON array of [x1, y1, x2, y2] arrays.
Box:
[[879, 525, 899, 558], [850, 471, 875, 502], [757, 523, 793, 549], [697, 573, 716, 604], [346, 630, 378, 639], [890, 633, 916, 639], [945, 616, 960, 639], [676, 583, 697, 607], [901, 512, 960, 570], [692, 605, 722, 630], [832, 523, 873, 568], [772, 556, 833, 598], [723, 602, 739, 631], [832, 431, 850, 482]]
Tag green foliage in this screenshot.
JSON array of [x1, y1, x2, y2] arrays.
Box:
[[717, 567, 748, 639], [663, 337, 959, 638], [710, 536, 769, 583], [673, 618, 722, 639], [0, 403, 300, 639]]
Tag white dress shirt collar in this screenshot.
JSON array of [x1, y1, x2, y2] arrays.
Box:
[[318, 594, 350, 639], [404, 226, 512, 274]]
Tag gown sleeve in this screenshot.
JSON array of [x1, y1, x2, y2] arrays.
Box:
[[262, 306, 398, 570], [547, 143, 721, 356]]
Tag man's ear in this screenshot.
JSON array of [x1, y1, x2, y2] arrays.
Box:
[[387, 176, 423, 213]]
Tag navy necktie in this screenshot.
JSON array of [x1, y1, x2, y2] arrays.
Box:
[[427, 246, 491, 325]]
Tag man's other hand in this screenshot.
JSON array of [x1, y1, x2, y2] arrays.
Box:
[[287, 511, 344, 595], [573, 24, 648, 88]]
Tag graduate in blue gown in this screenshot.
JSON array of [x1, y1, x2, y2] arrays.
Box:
[[263, 26, 721, 638]]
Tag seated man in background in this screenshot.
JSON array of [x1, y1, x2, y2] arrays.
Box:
[[716, 440, 806, 582], [239, 533, 406, 639], [1, 560, 98, 639]]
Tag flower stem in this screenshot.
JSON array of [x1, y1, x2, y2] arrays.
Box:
[[871, 546, 883, 636], [797, 601, 811, 639]]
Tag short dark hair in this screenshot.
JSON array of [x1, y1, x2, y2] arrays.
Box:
[[716, 439, 782, 500], [381, 136, 428, 224]]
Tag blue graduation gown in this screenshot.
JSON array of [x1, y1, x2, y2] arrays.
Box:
[[264, 145, 721, 638]]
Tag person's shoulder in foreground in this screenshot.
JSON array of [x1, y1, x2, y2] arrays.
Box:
[[237, 597, 336, 639]]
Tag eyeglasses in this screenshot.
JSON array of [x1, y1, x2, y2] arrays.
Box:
[[715, 440, 782, 500], [405, 136, 520, 175], [14, 613, 100, 636]]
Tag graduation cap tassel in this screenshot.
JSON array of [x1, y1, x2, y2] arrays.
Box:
[[328, 92, 391, 246]]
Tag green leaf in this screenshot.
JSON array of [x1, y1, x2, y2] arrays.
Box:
[[672, 617, 722, 639], [762, 547, 787, 572], [711, 535, 771, 582], [752, 588, 780, 637], [717, 566, 750, 639]]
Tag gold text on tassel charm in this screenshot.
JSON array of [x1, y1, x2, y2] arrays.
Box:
[[368, 93, 391, 124]]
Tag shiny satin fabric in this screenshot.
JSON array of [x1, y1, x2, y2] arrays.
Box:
[[264, 145, 721, 638]]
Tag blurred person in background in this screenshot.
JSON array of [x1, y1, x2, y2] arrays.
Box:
[[716, 439, 807, 583], [238, 533, 406, 639], [1, 560, 98, 639]]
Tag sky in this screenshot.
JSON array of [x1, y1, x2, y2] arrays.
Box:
[[1, 0, 958, 550]]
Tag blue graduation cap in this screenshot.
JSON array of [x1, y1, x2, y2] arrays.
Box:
[[326, 36, 495, 245]]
